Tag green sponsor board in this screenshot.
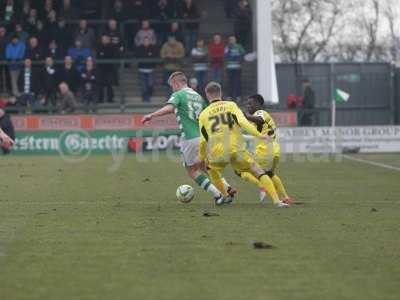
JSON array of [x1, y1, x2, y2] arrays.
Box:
[[13, 130, 180, 155]]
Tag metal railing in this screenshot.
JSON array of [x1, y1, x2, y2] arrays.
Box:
[[1, 59, 398, 126]]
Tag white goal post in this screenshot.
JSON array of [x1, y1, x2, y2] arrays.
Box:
[[255, 0, 279, 104]]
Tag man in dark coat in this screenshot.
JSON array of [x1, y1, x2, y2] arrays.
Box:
[[233, 0, 252, 50], [0, 26, 11, 94], [300, 78, 316, 126], [25, 36, 43, 62], [57, 56, 80, 93], [80, 58, 97, 111], [41, 57, 58, 107], [97, 35, 118, 103], [136, 36, 157, 102]]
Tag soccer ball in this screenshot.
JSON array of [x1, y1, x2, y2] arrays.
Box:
[[176, 185, 195, 203]]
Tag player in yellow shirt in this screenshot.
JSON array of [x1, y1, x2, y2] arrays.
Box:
[[241, 94, 293, 204], [198, 82, 289, 208]]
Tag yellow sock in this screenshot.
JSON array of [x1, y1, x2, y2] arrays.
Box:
[[241, 172, 262, 187], [272, 175, 289, 199], [259, 175, 280, 204], [208, 169, 229, 197], [214, 179, 228, 196]]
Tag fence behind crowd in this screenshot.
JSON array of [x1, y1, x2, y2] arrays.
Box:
[[1, 59, 398, 127]]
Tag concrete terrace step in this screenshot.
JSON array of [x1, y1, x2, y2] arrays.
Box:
[[115, 62, 257, 102], [111, 0, 249, 104]]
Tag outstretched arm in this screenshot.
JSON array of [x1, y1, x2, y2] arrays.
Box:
[[0, 128, 14, 149], [244, 112, 264, 127], [141, 104, 175, 124], [232, 106, 262, 138], [198, 116, 208, 162]]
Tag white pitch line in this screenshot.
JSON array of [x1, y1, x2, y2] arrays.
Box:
[[343, 155, 400, 172]]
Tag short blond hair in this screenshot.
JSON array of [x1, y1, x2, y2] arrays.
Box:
[[205, 81, 222, 97], [168, 72, 187, 85]]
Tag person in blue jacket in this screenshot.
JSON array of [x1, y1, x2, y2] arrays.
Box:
[[5, 34, 26, 96], [224, 35, 245, 102], [67, 39, 92, 73]]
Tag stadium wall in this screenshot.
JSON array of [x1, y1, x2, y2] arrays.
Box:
[[9, 114, 400, 155]]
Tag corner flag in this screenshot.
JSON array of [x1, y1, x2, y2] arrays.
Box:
[[331, 89, 350, 128], [334, 89, 350, 103]]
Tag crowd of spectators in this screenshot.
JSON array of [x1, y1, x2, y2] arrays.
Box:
[[0, 0, 251, 109]]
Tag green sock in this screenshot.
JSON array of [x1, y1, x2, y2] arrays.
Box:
[[194, 174, 222, 198]]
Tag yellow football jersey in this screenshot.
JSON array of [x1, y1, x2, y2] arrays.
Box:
[[253, 110, 280, 167], [199, 100, 262, 163]]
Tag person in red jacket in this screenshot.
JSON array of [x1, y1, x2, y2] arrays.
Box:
[[208, 34, 225, 84]]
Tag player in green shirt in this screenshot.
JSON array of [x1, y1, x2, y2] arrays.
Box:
[[142, 72, 235, 205]]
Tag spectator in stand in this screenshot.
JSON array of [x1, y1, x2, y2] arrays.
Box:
[[300, 78, 316, 126], [15, 23, 29, 44], [166, 22, 184, 45], [286, 94, 298, 109], [41, 0, 55, 21], [224, 35, 245, 101], [153, 0, 175, 42], [160, 36, 185, 85], [126, 0, 149, 47], [67, 39, 92, 73], [191, 38, 208, 94], [80, 0, 101, 20], [6, 34, 26, 96], [178, 0, 200, 55], [17, 58, 43, 109], [25, 37, 42, 62], [33, 21, 48, 49], [104, 19, 124, 54], [0, 95, 16, 109], [3, 0, 16, 23], [152, 0, 175, 19], [57, 56, 80, 93], [80, 58, 97, 111], [44, 10, 59, 45], [57, 82, 76, 113], [128, 0, 149, 20], [136, 36, 157, 102], [59, 0, 79, 20], [233, 0, 252, 50], [55, 17, 72, 50], [189, 77, 199, 92], [41, 56, 58, 106], [208, 34, 224, 84], [109, 0, 126, 23], [21, 0, 31, 22], [45, 40, 64, 60], [134, 20, 157, 49], [25, 9, 39, 36], [104, 19, 123, 88], [224, 0, 237, 18], [0, 26, 12, 94], [75, 19, 96, 50], [97, 35, 117, 103]]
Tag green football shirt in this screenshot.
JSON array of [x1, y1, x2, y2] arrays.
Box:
[[167, 87, 207, 140]]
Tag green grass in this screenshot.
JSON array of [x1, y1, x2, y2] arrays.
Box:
[[0, 153, 399, 300], [349, 153, 400, 167]]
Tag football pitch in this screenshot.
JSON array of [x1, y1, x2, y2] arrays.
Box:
[[0, 153, 399, 300]]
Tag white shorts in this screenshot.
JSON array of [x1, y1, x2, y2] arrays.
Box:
[[181, 137, 200, 167]]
